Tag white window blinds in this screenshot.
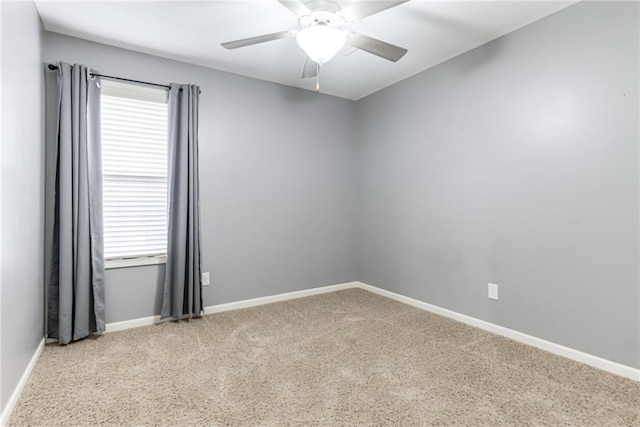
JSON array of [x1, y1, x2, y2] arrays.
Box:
[[100, 79, 169, 260]]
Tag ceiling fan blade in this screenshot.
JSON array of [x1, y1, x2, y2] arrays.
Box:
[[346, 32, 407, 62], [276, 0, 312, 16], [339, 0, 409, 22], [221, 31, 292, 50], [301, 57, 318, 79]]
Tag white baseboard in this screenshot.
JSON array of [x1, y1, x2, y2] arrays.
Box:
[[356, 282, 640, 382], [103, 280, 639, 382], [203, 282, 358, 315], [105, 282, 359, 333], [105, 314, 162, 333], [0, 338, 45, 427]]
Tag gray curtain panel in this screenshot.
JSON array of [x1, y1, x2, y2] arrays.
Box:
[[48, 62, 105, 344], [161, 84, 203, 320]]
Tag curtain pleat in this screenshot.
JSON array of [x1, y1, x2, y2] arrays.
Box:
[[161, 84, 202, 320], [48, 62, 105, 344]]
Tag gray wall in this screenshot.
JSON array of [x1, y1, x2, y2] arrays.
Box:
[[44, 33, 358, 324], [356, 1, 639, 368], [0, 1, 45, 412]]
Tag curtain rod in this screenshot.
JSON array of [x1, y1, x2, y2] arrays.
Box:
[[47, 63, 181, 92]]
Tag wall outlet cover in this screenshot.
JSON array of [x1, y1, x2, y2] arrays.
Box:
[[488, 283, 499, 300]]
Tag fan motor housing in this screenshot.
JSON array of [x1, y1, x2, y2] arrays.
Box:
[[298, 10, 345, 29], [305, 0, 341, 13]]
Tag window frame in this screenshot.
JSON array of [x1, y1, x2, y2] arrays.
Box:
[[105, 255, 167, 270]]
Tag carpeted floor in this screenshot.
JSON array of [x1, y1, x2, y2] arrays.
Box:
[[10, 288, 639, 426]]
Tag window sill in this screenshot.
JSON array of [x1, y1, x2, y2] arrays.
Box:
[[105, 255, 166, 270]]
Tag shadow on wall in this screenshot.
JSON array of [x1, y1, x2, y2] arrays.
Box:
[[152, 266, 165, 315], [43, 65, 59, 336], [451, 38, 505, 75], [103, 264, 167, 324], [276, 79, 333, 104]]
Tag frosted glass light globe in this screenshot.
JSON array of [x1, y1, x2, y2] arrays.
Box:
[[296, 26, 347, 65]]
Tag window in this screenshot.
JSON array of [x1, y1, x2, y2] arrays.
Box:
[[100, 79, 169, 268]]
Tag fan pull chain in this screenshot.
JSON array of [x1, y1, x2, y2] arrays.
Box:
[[315, 63, 321, 93]]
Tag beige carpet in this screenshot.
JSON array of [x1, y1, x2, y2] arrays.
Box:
[[10, 288, 639, 426]]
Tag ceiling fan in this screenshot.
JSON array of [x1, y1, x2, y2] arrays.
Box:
[[221, 0, 409, 91]]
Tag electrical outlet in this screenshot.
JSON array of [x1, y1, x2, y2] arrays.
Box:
[[488, 283, 499, 300], [202, 272, 210, 286]]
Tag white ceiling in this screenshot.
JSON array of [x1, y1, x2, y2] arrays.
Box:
[[34, 0, 576, 100]]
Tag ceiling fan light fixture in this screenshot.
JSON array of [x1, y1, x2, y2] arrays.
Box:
[[296, 25, 346, 65]]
